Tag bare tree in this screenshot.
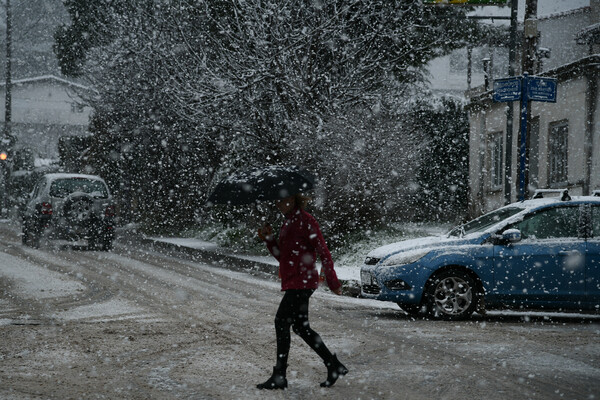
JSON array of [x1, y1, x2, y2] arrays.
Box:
[[56, 0, 491, 233]]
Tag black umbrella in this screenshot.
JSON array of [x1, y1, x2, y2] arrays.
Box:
[[206, 166, 315, 206]]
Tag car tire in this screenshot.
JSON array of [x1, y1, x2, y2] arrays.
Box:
[[29, 230, 40, 248], [22, 219, 40, 248], [22, 223, 30, 245], [87, 235, 98, 250], [424, 269, 478, 320]]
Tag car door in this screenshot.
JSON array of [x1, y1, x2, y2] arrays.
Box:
[[586, 204, 600, 308], [492, 205, 585, 308]]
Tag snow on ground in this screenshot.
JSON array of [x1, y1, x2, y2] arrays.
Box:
[[150, 237, 219, 251], [146, 235, 600, 321], [53, 298, 157, 323], [1, 235, 597, 326], [150, 236, 362, 281], [0, 251, 85, 299], [0, 240, 396, 326]]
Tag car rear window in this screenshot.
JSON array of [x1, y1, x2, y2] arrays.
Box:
[[49, 178, 109, 199]]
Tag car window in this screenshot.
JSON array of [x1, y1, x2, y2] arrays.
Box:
[[49, 178, 109, 199], [592, 205, 600, 238], [449, 207, 522, 237], [512, 206, 580, 240]]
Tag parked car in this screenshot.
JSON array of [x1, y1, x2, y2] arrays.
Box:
[[9, 160, 61, 218], [22, 173, 115, 250], [361, 190, 600, 319]]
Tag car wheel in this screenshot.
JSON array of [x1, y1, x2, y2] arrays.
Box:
[[22, 226, 30, 245], [424, 269, 478, 320], [87, 235, 98, 250], [22, 219, 40, 248], [29, 229, 40, 248]]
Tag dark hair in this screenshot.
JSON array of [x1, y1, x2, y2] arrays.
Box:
[[294, 194, 311, 209]]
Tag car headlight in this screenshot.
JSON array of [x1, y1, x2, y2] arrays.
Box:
[[381, 250, 430, 267]]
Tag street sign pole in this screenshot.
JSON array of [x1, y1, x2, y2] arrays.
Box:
[[504, 0, 518, 205], [518, 73, 529, 202], [494, 72, 556, 203]]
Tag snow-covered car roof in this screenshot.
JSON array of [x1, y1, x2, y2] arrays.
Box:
[[366, 196, 600, 259], [42, 173, 107, 183], [477, 196, 600, 235]]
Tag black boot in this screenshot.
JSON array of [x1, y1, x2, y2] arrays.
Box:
[[320, 354, 348, 387], [257, 367, 288, 390]]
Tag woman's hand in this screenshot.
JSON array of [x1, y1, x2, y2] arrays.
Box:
[[258, 224, 273, 241]]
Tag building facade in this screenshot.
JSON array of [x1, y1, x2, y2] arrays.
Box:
[[0, 75, 93, 161], [467, 2, 599, 216]]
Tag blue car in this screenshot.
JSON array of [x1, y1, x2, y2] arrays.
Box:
[[360, 191, 600, 319]]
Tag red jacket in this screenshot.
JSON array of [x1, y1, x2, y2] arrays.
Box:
[[264, 207, 341, 291]]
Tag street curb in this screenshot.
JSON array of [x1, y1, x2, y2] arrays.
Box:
[[138, 235, 361, 297], [138, 236, 279, 275]]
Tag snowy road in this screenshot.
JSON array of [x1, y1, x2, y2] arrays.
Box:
[[1, 222, 599, 400]]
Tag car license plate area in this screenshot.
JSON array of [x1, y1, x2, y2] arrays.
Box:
[[361, 270, 372, 285]]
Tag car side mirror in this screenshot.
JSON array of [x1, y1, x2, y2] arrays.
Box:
[[502, 229, 522, 243]]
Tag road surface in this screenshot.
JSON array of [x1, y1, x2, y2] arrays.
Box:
[[0, 222, 598, 399]]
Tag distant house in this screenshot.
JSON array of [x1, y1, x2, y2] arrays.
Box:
[[427, 37, 508, 99], [0, 75, 93, 161], [466, 2, 600, 216]]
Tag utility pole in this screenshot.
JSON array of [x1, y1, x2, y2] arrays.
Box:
[[503, 0, 518, 205], [520, 0, 538, 200], [1, 0, 12, 217], [4, 0, 11, 138]]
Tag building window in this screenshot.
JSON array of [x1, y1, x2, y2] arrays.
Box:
[[489, 132, 503, 190], [548, 121, 568, 186]]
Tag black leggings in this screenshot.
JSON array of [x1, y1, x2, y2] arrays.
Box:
[[274, 289, 333, 370]]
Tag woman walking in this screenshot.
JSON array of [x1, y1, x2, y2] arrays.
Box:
[[256, 194, 348, 390]]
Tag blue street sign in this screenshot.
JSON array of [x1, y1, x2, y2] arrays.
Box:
[[492, 74, 559, 200], [528, 77, 557, 102], [493, 77, 521, 102]]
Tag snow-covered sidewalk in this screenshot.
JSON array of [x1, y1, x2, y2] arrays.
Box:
[[149, 236, 361, 283]]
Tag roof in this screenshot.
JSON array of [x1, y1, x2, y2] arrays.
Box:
[[515, 195, 600, 209], [0, 75, 94, 92], [467, 54, 600, 108], [536, 5, 590, 22], [576, 22, 600, 45]]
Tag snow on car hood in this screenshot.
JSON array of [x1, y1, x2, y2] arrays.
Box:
[[366, 235, 474, 260]]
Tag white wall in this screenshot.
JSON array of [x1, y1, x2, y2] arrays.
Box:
[[0, 78, 92, 159], [0, 81, 91, 126], [538, 9, 591, 72], [530, 77, 588, 193], [469, 71, 597, 215]]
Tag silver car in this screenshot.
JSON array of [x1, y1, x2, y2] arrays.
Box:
[[22, 173, 115, 250]]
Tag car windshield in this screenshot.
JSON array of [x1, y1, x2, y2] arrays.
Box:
[[49, 178, 109, 199], [448, 207, 522, 237]]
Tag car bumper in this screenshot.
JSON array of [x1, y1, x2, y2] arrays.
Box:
[[360, 263, 433, 305], [44, 218, 114, 241]]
